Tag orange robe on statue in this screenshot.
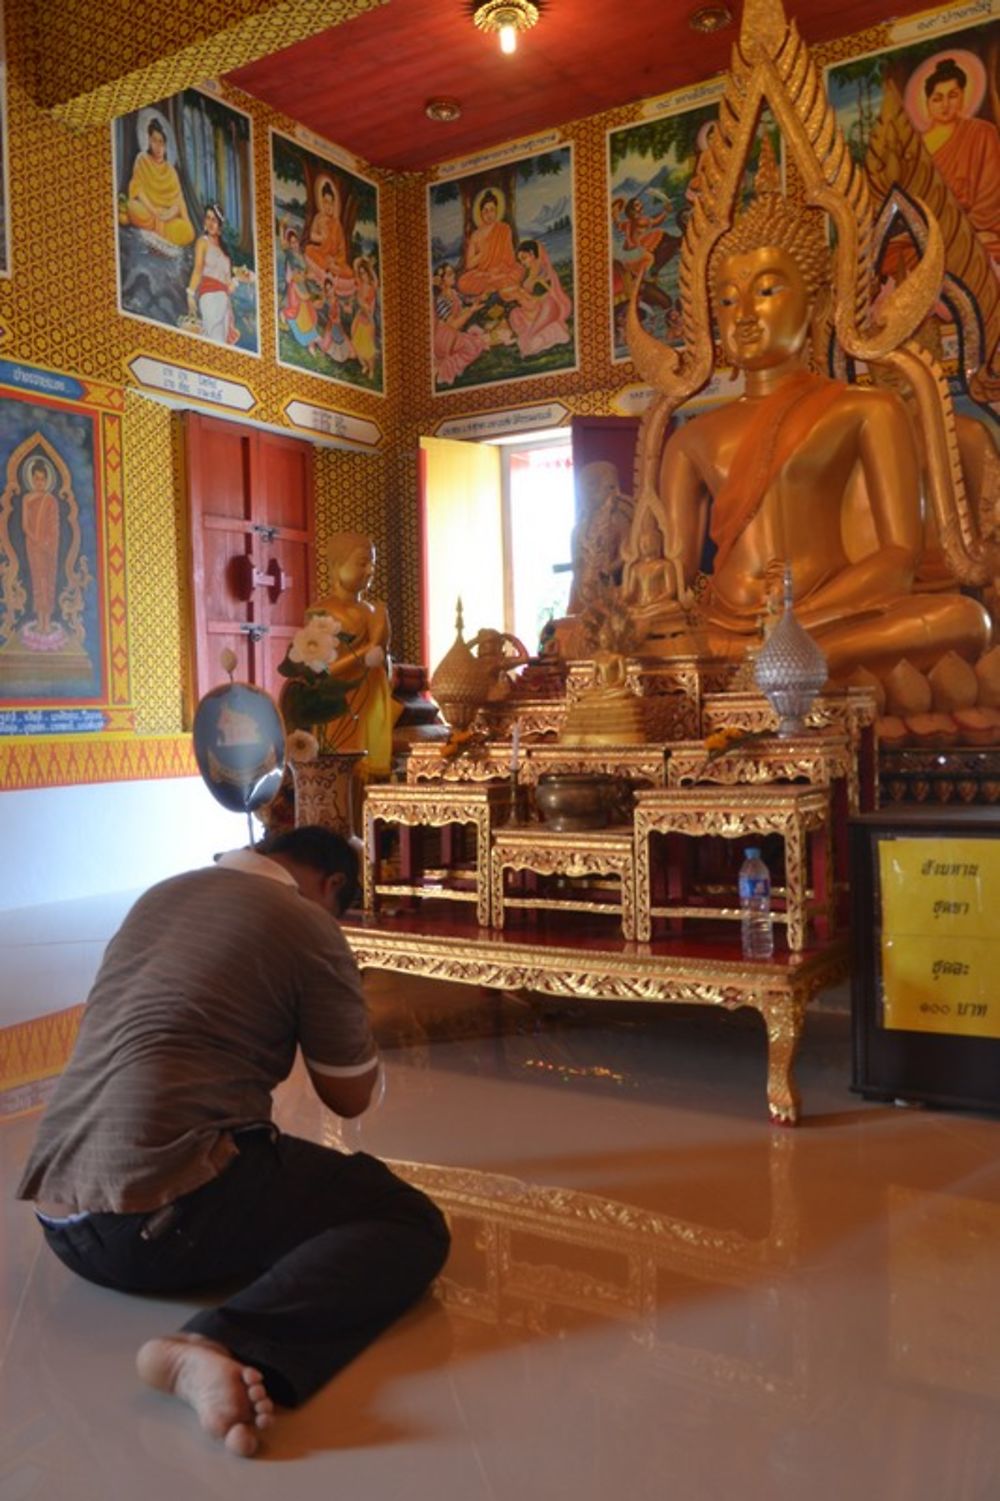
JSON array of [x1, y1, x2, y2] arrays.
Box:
[[706, 371, 846, 628]]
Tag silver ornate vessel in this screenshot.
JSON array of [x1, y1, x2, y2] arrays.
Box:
[[753, 566, 827, 737]]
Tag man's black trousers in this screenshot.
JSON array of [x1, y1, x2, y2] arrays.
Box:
[[40, 1129, 451, 1407]]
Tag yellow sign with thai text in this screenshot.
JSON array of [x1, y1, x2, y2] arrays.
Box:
[[878, 837, 1000, 1038]]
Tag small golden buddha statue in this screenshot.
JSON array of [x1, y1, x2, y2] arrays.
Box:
[[560, 621, 647, 745], [622, 514, 693, 649]]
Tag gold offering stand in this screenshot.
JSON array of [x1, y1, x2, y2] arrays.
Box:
[[345, 665, 868, 1125]]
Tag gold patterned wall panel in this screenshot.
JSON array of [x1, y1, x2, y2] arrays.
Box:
[[25, 0, 386, 129], [0, 0, 403, 768], [121, 392, 186, 735]]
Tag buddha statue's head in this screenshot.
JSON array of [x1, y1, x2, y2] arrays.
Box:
[[637, 516, 663, 560], [709, 141, 832, 374], [327, 531, 376, 595]]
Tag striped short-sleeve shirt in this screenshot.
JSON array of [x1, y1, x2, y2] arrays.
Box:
[[16, 854, 377, 1214]]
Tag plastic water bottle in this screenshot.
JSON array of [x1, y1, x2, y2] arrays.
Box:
[[738, 847, 774, 959]]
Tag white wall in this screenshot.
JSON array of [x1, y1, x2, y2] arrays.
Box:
[[0, 776, 247, 910]]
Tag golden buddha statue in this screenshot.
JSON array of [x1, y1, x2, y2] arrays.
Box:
[[625, 0, 997, 684], [622, 513, 693, 649], [305, 531, 398, 777], [560, 620, 647, 745], [627, 177, 990, 679]]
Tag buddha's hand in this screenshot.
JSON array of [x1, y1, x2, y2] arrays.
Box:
[[363, 645, 385, 668]]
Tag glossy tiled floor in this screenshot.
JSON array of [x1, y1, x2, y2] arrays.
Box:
[[4, 963, 1000, 1499]]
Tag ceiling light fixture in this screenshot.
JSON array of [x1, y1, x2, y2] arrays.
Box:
[[689, 3, 733, 32], [472, 0, 540, 56], [425, 97, 462, 122]]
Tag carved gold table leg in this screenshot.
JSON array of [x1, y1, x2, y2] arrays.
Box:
[[363, 807, 376, 914], [476, 810, 491, 928], [491, 848, 506, 931], [783, 816, 806, 952], [620, 850, 637, 941], [634, 816, 652, 942], [760, 989, 805, 1125]]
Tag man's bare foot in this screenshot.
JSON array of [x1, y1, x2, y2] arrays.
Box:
[[136, 1333, 275, 1457]]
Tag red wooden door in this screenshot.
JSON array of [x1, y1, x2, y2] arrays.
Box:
[[253, 432, 314, 694], [184, 413, 314, 709]]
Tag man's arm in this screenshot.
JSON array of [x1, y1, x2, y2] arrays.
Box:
[[305, 1058, 379, 1118], [295, 917, 380, 1117]]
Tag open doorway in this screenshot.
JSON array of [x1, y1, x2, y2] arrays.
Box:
[[419, 417, 639, 674], [420, 429, 573, 673]]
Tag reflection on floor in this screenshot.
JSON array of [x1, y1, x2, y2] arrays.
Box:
[[3, 965, 1000, 1499]]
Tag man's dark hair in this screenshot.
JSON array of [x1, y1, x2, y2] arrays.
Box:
[[256, 825, 359, 914]]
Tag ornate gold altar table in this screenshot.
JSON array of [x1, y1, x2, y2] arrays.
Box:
[[700, 688, 879, 810], [363, 783, 511, 928], [406, 743, 512, 784], [633, 785, 833, 950], [666, 733, 855, 806], [342, 913, 848, 1125], [666, 733, 855, 906], [491, 825, 637, 938], [406, 742, 668, 789]]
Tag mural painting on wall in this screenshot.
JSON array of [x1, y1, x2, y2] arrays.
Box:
[[607, 103, 784, 366], [428, 144, 577, 395], [607, 102, 719, 363], [113, 89, 259, 355], [0, 368, 130, 734], [826, 15, 1000, 409], [271, 132, 383, 395]]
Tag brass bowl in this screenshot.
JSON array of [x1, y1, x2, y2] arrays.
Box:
[[535, 772, 617, 831]]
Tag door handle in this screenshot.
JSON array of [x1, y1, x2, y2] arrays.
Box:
[[229, 557, 290, 604], [261, 558, 289, 603]]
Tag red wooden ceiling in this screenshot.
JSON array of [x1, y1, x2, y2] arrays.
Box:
[[228, 0, 912, 172]]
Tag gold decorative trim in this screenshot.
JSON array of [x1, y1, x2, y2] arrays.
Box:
[[700, 688, 877, 739], [0, 1005, 84, 1115], [0, 734, 197, 789]]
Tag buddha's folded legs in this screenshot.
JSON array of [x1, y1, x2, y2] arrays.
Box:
[[810, 592, 991, 680]]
